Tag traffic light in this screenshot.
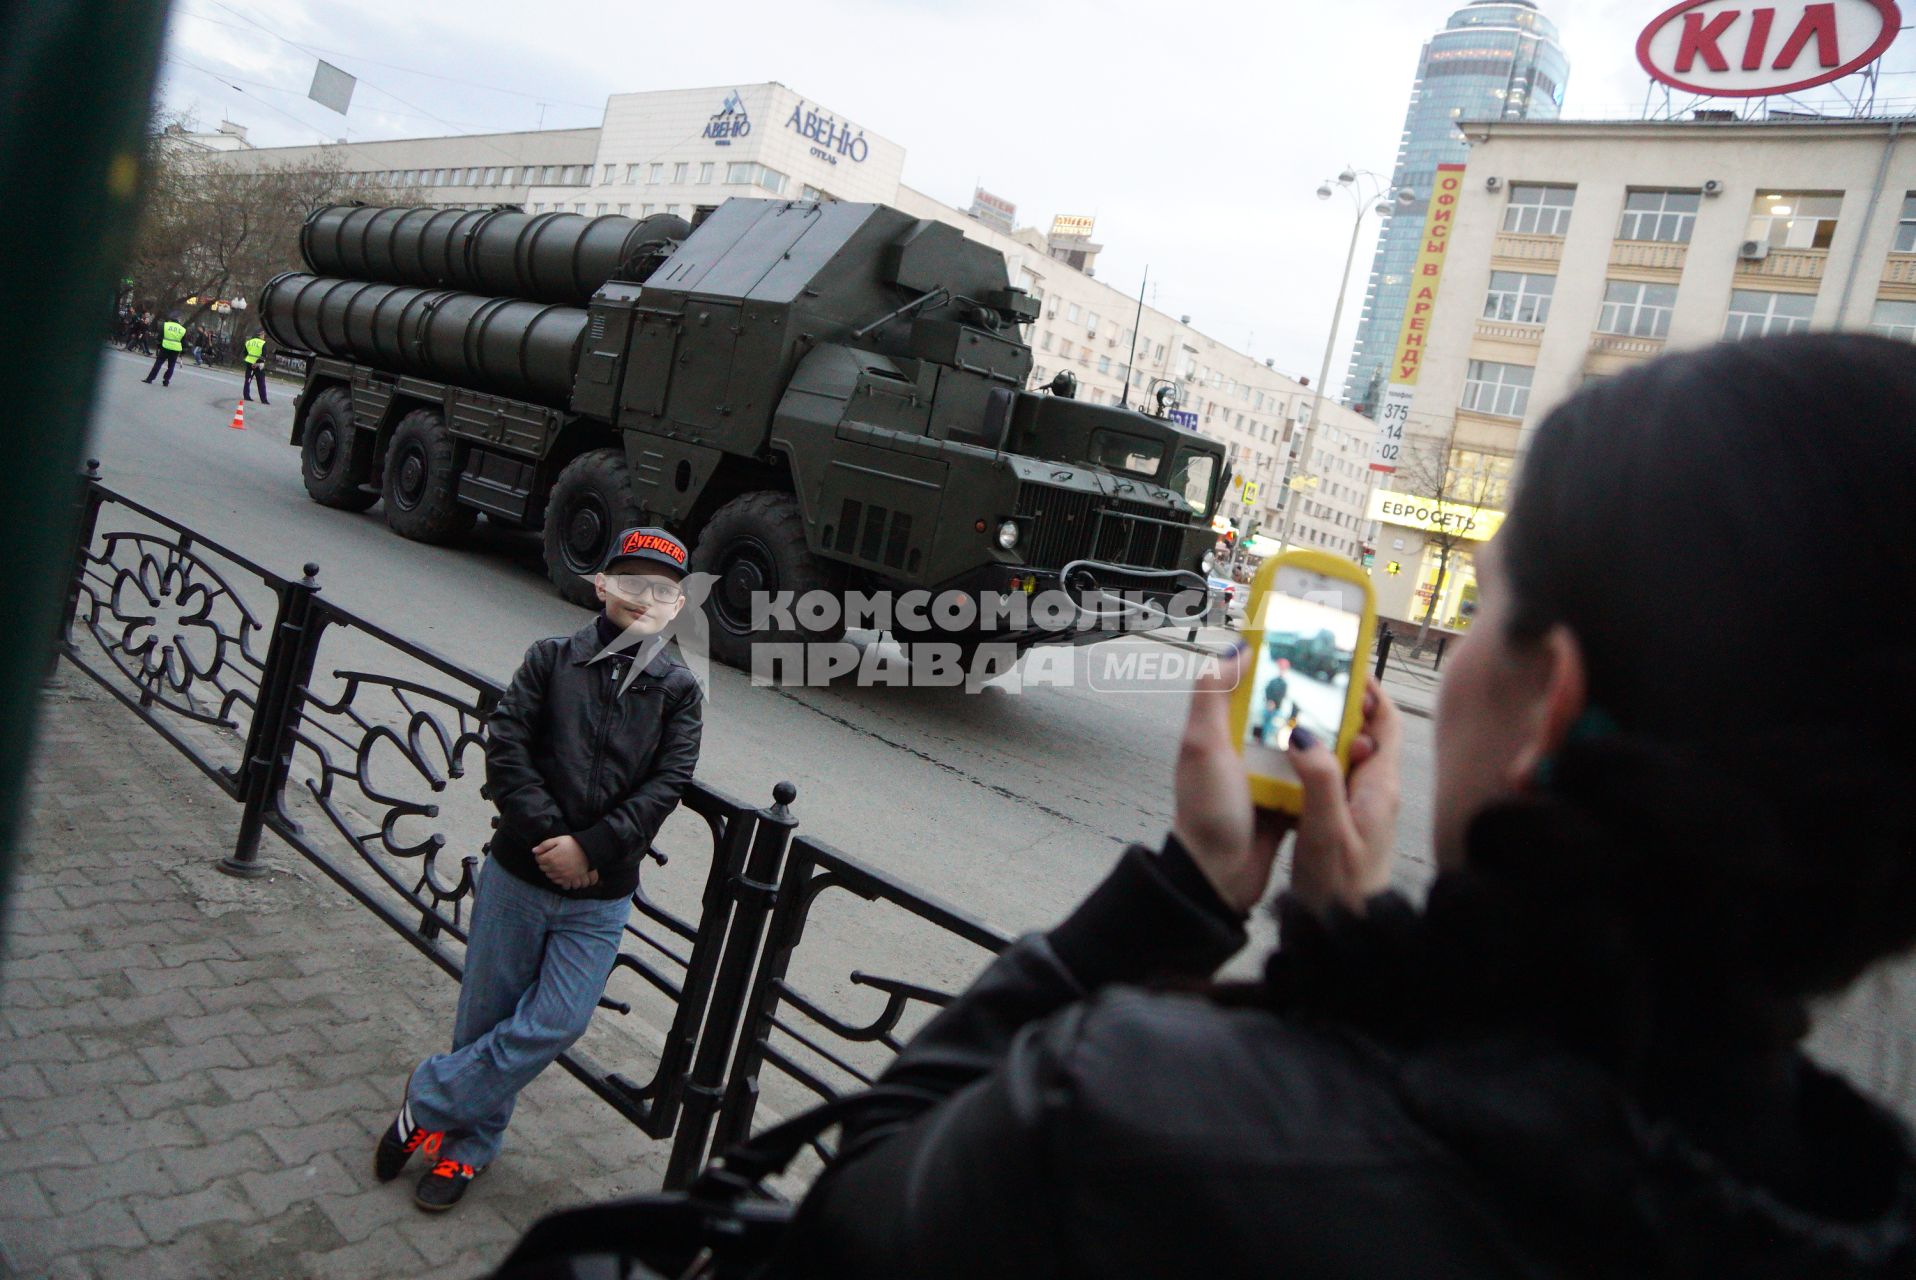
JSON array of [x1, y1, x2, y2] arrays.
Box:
[[1223, 529, 1239, 548]]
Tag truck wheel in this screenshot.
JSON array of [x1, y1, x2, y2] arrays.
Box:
[[300, 387, 376, 511], [543, 448, 643, 608], [381, 408, 476, 545], [692, 491, 841, 672]]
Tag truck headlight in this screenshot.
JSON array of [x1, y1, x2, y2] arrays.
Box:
[[997, 520, 1020, 551]]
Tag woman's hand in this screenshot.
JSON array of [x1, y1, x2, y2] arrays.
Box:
[[1286, 677, 1403, 916], [1172, 647, 1294, 914]]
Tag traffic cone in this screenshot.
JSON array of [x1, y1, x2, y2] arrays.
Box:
[[229, 401, 246, 431]]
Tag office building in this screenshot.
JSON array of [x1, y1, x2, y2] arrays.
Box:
[[1373, 114, 1916, 628], [1341, 0, 1570, 418]]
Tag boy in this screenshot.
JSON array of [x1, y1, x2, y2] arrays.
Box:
[[372, 527, 703, 1211]]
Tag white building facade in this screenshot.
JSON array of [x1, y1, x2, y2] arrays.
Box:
[[1376, 115, 1916, 628], [196, 81, 1382, 565]]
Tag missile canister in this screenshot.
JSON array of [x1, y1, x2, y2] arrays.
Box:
[[299, 205, 690, 306], [258, 272, 586, 405]]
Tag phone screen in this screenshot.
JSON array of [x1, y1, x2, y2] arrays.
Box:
[[1243, 567, 1365, 783]]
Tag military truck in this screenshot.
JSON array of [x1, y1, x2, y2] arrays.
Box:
[[261, 198, 1228, 670]]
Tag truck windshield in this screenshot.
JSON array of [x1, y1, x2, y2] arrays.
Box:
[[1090, 429, 1164, 478], [1168, 449, 1218, 515]]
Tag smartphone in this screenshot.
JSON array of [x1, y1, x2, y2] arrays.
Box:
[[1229, 551, 1378, 814]]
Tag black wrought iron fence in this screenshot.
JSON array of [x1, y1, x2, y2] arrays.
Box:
[[56, 465, 1011, 1189]]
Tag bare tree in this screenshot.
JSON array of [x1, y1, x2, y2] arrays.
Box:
[[124, 116, 397, 331], [1393, 418, 1504, 649]]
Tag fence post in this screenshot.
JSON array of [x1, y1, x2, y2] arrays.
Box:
[[223, 563, 323, 878], [709, 835, 819, 1155], [661, 781, 799, 1190], [1373, 626, 1394, 680], [52, 461, 106, 677]]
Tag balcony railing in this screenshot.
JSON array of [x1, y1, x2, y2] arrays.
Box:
[[1882, 254, 1916, 286], [1737, 246, 1827, 283], [1610, 240, 1689, 273], [1491, 232, 1564, 265], [1588, 333, 1666, 358], [1475, 319, 1545, 345]]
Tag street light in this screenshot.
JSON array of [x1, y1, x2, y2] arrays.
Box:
[[1275, 169, 1417, 558]]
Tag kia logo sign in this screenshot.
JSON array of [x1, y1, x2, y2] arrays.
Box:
[[1637, 0, 1902, 97]]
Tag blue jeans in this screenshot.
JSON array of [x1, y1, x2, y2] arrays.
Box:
[[407, 860, 631, 1166]]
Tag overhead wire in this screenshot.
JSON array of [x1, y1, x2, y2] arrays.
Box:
[[172, 6, 603, 110]]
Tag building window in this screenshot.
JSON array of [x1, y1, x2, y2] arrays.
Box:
[[1086, 312, 1100, 336], [1869, 299, 1916, 341], [483, 167, 499, 184], [595, 202, 607, 215], [1503, 184, 1575, 237], [1618, 189, 1699, 243], [1723, 289, 1814, 340], [602, 164, 615, 184], [502, 167, 518, 185], [572, 202, 586, 213], [1896, 194, 1916, 253], [541, 166, 559, 183], [1040, 333, 1053, 351], [531, 202, 543, 213], [673, 162, 689, 184], [650, 163, 666, 184], [562, 165, 583, 184], [641, 204, 654, 216], [1098, 356, 1111, 374], [1460, 360, 1534, 418], [1597, 280, 1677, 338], [626, 163, 642, 183], [1483, 270, 1555, 324], [699, 162, 715, 184], [616, 203, 630, 215], [725, 162, 755, 185], [1748, 192, 1842, 250], [757, 166, 788, 196], [1067, 303, 1081, 323]]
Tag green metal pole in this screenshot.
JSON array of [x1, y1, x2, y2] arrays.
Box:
[[0, 4, 174, 957]]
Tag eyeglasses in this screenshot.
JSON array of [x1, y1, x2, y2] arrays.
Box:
[[602, 575, 684, 604]]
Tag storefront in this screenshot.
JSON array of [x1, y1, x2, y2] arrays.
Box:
[[1367, 490, 1504, 629]]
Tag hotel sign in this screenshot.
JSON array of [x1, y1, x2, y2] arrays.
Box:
[[1371, 163, 1467, 476], [1637, 0, 1902, 97], [1051, 214, 1096, 238]]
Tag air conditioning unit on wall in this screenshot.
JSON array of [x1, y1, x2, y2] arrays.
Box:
[[1738, 240, 1770, 262]]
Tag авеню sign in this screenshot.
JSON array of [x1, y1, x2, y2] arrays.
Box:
[[1637, 0, 1902, 97]]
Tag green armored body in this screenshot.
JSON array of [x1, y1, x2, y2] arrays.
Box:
[[262, 198, 1227, 671]]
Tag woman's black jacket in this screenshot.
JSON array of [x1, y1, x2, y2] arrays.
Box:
[[790, 840, 1916, 1278]]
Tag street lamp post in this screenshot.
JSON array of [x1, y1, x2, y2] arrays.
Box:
[[1275, 170, 1416, 557]]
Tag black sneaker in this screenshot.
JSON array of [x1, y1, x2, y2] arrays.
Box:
[[415, 1157, 482, 1212], [373, 1090, 442, 1184]]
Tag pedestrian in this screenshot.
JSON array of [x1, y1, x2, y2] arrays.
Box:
[[371, 527, 703, 1212], [789, 334, 1916, 1278], [241, 330, 270, 403], [142, 313, 186, 387]]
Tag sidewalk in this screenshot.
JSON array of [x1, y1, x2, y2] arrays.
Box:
[[0, 672, 671, 1280]]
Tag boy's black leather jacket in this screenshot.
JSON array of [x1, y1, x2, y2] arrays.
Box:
[[485, 615, 702, 900]]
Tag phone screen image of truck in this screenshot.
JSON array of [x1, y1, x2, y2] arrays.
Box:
[[1244, 589, 1361, 771]]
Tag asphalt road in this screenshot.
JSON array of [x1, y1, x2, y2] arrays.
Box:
[[83, 348, 1438, 939]]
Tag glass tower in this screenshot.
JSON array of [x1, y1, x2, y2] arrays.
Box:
[[1341, 0, 1569, 417]]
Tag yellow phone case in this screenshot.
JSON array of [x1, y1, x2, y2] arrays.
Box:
[[1228, 550, 1379, 814]]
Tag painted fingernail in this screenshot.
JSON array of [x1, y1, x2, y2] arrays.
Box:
[[1290, 727, 1318, 752]]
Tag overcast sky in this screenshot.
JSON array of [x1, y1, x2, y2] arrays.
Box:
[[157, 0, 1916, 391]]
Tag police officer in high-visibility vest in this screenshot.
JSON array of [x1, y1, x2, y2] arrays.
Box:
[[242, 331, 271, 404], [143, 314, 186, 387]]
